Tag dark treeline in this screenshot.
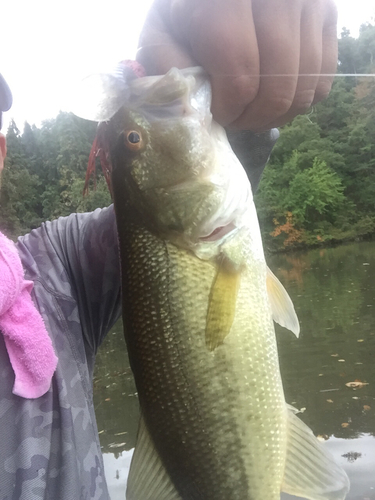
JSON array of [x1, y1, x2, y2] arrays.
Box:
[[0, 114, 111, 238], [1, 25, 375, 250]]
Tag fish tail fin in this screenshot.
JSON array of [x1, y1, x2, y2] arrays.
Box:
[[126, 414, 181, 500], [281, 405, 350, 500]]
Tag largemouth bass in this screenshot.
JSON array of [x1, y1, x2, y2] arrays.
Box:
[[105, 67, 349, 500]]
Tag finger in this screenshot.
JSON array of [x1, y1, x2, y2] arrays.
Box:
[[313, 0, 338, 104], [258, 0, 324, 130], [171, 0, 261, 126], [230, 1, 301, 131], [136, 3, 197, 76]]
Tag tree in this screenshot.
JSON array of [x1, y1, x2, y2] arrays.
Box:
[[0, 113, 111, 237], [0, 121, 41, 236]]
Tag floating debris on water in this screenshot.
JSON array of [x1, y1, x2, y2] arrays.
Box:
[[346, 381, 369, 389], [108, 442, 127, 449]]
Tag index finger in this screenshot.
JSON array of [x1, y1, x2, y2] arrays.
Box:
[[170, 0, 260, 126]]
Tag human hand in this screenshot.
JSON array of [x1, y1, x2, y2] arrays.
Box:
[[137, 0, 338, 131]]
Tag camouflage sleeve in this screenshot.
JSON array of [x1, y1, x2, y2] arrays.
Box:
[[17, 205, 121, 355], [227, 128, 279, 192]]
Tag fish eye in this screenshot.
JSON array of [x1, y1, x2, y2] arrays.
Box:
[[124, 130, 143, 151], [128, 131, 140, 143]]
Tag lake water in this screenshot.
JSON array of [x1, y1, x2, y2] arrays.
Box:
[[93, 240, 375, 499]]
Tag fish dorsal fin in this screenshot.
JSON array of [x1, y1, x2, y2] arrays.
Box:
[[282, 405, 350, 500], [205, 257, 241, 351], [266, 267, 300, 337], [126, 414, 182, 500]]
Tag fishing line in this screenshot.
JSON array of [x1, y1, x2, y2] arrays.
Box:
[[254, 73, 375, 77], [200, 74, 375, 78]]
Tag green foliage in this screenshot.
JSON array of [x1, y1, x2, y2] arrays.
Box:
[[1, 24, 375, 251], [338, 24, 375, 76], [256, 23, 375, 252], [0, 113, 112, 238], [286, 157, 345, 227]]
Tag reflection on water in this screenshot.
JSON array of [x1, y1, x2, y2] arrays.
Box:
[[94, 241, 375, 499], [102, 451, 133, 498]]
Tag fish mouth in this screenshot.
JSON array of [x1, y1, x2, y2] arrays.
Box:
[[199, 222, 236, 242]]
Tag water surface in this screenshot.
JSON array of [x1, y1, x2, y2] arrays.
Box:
[[94, 240, 375, 499]]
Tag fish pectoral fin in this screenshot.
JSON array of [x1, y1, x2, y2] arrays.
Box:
[[281, 404, 350, 500], [126, 414, 182, 500], [205, 258, 241, 351], [266, 267, 300, 337]]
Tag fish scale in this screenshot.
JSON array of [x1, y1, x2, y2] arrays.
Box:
[[115, 205, 286, 499]]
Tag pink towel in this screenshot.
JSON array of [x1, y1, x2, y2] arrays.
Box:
[[0, 231, 58, 398]]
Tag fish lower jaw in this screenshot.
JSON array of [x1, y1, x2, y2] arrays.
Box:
[[198, 221, 237, 242]]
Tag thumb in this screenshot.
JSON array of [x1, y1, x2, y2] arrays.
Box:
[[137, 2, 197, 76]]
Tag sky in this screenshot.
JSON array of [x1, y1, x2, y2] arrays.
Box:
[[2, 0, 374, 131]]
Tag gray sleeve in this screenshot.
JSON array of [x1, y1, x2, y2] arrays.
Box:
[[227, 128, 279, 192], [17, 205, 121, 355]]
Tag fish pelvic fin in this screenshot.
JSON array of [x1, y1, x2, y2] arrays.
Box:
[[205, 257, 241, 351], [281, 404, 350, 500], [126, 414, 182, 500], [266, 266, 300, 337]]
